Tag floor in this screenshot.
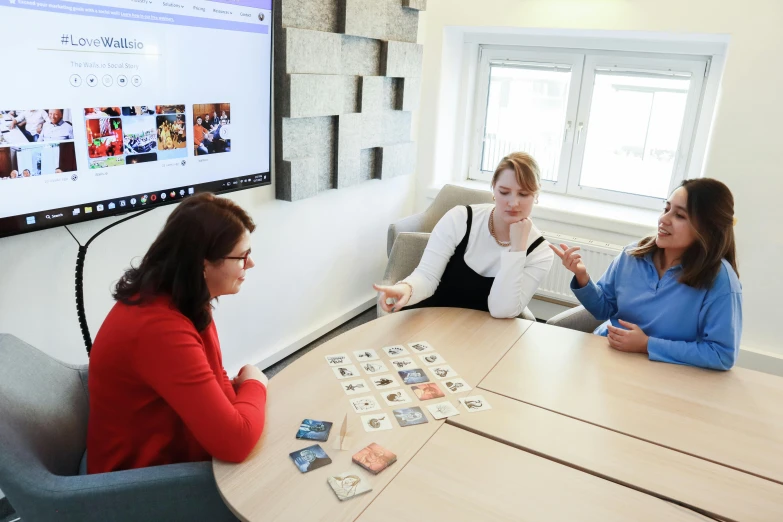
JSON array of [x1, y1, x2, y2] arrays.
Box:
[[0, 306, 379, 522]]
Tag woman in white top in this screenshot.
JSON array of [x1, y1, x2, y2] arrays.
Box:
[[374, 152, 554, 318]]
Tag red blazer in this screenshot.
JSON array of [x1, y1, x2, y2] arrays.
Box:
[[87, 296, 266, 474]]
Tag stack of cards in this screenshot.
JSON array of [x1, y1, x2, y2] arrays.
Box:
[[327, 472, 372, 501], [352, 443, 397, 474], [289, 444, 332, 473], [296, 419, 333, 441], [393, 406, 428, 427], [411, 382, 445, 401]]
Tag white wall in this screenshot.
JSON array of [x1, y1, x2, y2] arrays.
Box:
[[0, 178, 414, 374], [416, 0, 783, 359]]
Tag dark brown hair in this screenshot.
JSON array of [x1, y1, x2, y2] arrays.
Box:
[[114, 193, 255, 331], [490, 152, 541, 195], [630, 178, 738, 289]]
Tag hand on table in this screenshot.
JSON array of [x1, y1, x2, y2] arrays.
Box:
[[607, 320, 649, 353], [233, 364, 269, 389]]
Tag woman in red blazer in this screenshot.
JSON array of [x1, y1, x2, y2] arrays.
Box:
[[87, 193, 268, 473]]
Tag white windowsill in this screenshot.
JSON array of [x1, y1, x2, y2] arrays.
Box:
[[425, 180, 659, 238]]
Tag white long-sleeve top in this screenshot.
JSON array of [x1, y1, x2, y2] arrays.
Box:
[[402, 204, 554, 318]]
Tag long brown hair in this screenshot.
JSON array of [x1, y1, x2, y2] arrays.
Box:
[[630, 178, 738, 289], [114, 193, 255, 331]]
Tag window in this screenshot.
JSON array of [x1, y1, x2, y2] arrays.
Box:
[[470, 47, 708, 209]]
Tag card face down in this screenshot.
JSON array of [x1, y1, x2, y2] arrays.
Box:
[[289, 444, 332, 473], [398, 368, 430, 385], [296, 419, 333, 441], [411, 382, 445, 401], [352, 443, 397, 474], [327, 471, 373, 501], [393, 406, 429, 427]]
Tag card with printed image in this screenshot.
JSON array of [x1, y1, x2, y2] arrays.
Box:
[[332, 365, 361, 380], [296, 419, 333, 441], [361, 361, 389, 375], [382, 345, 409, 357], [429, 365, 458, 379], [443, 378, 472, 394], [370, 374, 400, 390], [353, 349, 380, 362], [289, 444, 332, 473], [341, 379, 370, 395], [349, 395, 381, 414], [426, 401, 460, 420], [360, 413, 393, 432], [389, 357, 416, 370], [381, 388, 413, 406], [325, 353, 351, 366], [398, 368, 430, 385], [352, 443, 397, 474], [411, 382, 445, 401], [393, 406, 429, 427], [419, 353, 447, 366], [327, 471, 373, 501], [408, 341, 434, 354], [459, 395, 492, 412]]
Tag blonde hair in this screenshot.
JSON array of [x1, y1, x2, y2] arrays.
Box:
[[490, 152, 541, 195]]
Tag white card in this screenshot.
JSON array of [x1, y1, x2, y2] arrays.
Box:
[[370, 374, 400, 390], [353, 349, 380, 362], [380, 388, 414, 406], [350, 395, 381, 414], [427, 401, 461, 420], [389, 357, 416, 370], [360, 361, 389, 375], [419, 352, 446, 366], [341, 379, 370, 395], [459, 395, 492, 412], [429, 365, 458, 379], [443, 378, 472, 394], [408, 341, 434, 353], [325, 353, 351, 366], [382, 345, 409, 357], [332, 365, 361, 380], [360, 413, 393, 432]]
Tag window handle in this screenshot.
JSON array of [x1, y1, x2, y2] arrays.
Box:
[[564, 121, 572, 143], [577, 122, 584, 145]]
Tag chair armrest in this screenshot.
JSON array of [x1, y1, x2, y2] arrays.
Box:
[[545, 306, 604, 334], [387, 212, 429, 256]]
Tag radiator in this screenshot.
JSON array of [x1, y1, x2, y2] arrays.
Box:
[[536, 233, 625, 305]]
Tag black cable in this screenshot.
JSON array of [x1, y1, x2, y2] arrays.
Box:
[[65, 209, 155, 356]]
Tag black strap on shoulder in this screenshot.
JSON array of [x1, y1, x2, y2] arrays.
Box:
[[526, 235, 546, 256], [464, 205, 473, 231]]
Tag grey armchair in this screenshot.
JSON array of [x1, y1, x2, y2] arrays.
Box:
[[0, 333, 239, 522], [387, 183, 494, 256], [545, 305, 604, 333], [378, 233, 536, 321]]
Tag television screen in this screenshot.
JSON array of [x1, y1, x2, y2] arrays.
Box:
[[0, 0, 272, 238]]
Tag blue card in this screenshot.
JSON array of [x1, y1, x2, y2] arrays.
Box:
[[296, 419, 333, 441], [398, 368, 430, 385]]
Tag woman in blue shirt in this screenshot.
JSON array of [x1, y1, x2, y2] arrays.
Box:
[[551, 178, 742, 371]]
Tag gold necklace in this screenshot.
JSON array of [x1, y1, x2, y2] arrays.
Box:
[[488, 208, 511, 247]]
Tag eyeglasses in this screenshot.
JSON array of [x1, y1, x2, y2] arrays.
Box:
[[223, 251, 251, 269]]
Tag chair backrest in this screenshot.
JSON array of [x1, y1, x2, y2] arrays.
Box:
[[377, 233, 431, 317], [424, 184, 494, 233], [0, 334, 89, 501]]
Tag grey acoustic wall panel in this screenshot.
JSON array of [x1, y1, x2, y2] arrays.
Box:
[[288, 74, 344, 118], [277, 157, 320, 201], [341, 35, 382, 76], [402, 0, 427, 10], [385, 0, 419, 43], [400, 77, 421, 111], [379, 141, 417, 179], [360, 76, 385, 114], [281, 0, 340, 33], [285, 28, 342, 74], [339, 0, 387, 40], [281, 117, 335, 160], [382, 41, 424, 78], [343, 76, 362, 113], [337, 114, 363, 188], [360, 148, 379, 181]]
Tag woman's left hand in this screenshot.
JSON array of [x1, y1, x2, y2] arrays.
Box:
[[607, 320, 649, 353], [509, 218, 533, 252]]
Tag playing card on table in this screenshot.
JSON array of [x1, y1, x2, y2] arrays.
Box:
[[296, 419, 333, 441], [341, 378, 370, 395], [349, 395, 381, 414], [426, 401, 460, 420], [360, 413, 393, 432], [418, 352, 446, 366], [289, 444, 332, 473], [392, 406, 429, 427], [407, 341, 434, 354], [429, 365, 458, 379], [398, 368, 429, 385], [360, 361, 389, 375], [353, 349, 380, 362], [325, 353, 351, 366], [382, 345, 409, 357], [411, 382, 445, 401], [459, 395, 492, 412], [327, 471, 373, 501], [443, 377, 472, 394], [332, 365, 360, 380], [380, 388, 413, 406], [370, 374, 400, 390], [389, 357, 416, 370], [352, 443, 397, 474]]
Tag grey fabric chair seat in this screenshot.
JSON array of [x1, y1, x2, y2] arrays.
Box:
[[0, 333, 239, 522], [378, 232, 536, 321], [545, 305, 604, 333]]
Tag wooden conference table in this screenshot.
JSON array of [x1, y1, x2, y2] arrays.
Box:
[[214, 308, 783, 522]]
